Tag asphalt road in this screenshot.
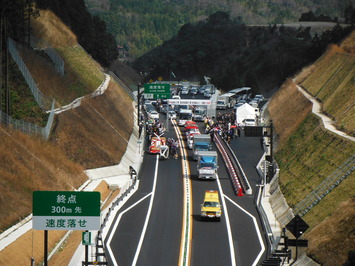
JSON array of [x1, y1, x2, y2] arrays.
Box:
[[105, 95, 268, 266]]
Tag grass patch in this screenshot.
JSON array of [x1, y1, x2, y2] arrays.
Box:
[[276, 114, 354, 207], [300, 44, 355, 136], [56, 46, 104, 95]]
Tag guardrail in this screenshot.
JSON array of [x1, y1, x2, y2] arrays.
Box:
[[213, 132, 252, 195], [93, 166, 138, 264]]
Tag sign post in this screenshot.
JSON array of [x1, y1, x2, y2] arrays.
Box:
[[33, 191, 100, 266], [33, 191, 100, 230]]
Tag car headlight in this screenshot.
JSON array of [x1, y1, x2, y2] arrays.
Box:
[[201, 211, 207, 216]]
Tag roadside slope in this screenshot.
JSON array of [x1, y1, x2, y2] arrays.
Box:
[[268, 30, 355, 265], [0, 9, 136, 265]]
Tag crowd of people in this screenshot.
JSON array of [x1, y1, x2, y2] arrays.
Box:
[[204, 111, 241, 144], [143, 104, 242, 158]]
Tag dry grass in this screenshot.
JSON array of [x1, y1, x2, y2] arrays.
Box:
[[299, 43, 355, 136], [268, 78, 312, 143], [293, 64, 316, 84], [340, 30, 355, 54], [51, 82, 133, 169], [0, 126, 87, 230], [269, 30, 355, 265], [50, 80, 134, 169], [31, 9, 77, 48], [306, 198, 355, 265], [0, 8, 136, 265], [0, 181, 121, 265]]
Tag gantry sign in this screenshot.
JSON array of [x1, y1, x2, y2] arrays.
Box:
[[32, 191, 101, 230], [144, 83, 171, 99]]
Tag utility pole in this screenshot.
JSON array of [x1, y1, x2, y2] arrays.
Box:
[[0, 16, 3, 112], [137, 84, 143, 138], [4, 18, 9, 116]]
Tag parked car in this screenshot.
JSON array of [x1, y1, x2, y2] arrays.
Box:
[[181, 87, 189, 94], [254, 94, 264, 103], [198, 85, 206, 94], [167, 110, 177, 119], [190, 86, 198, 95], [148, 110, 160, 120], [145, 104, 155, 113], [203, 89, 212, 98]]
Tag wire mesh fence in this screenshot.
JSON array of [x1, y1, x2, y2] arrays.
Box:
[[8, 38, 54, 111]]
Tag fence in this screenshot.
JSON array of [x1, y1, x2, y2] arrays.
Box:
[[293, 154, 355, 217], [109, 71, 136, 101], [0, 100, 56, 140], [30, 36, 65, 76], [8, 38, 54, 111]]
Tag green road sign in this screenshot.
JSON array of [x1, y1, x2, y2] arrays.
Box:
[[33, 191, 101, 230], [144, 83, 170, 99], [82, 231, 92, 245]]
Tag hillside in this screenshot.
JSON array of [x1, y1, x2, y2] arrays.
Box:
[[0, 6, 354, 266], [268, 31, 355, 265], [85, 0, 351, 58], [0, 9, 135, 265], [133, 11, 353, 95]]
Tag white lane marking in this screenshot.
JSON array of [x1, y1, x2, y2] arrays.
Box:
[[106, 155, 159, 266], [224, 194, 266, 266], [106, 192, 152, 266], [216, 174, 236, 266], [132, 154, 159, 265]]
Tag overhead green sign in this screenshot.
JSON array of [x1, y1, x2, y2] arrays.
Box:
[[33, 191, 101, 230], [144, 83, 170, 99]]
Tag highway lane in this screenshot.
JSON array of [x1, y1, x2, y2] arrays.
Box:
[[106, 124, 184, 265], [187, 123, 267, 265], [105, 104, 268, 265]]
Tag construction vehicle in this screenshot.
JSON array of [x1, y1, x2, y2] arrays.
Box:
[[201, 190, 222, 221]]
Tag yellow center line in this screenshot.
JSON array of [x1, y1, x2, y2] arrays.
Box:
[[172, 119, 193, 266]]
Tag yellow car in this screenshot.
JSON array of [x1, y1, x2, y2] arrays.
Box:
[[201, 190, 222, 221]]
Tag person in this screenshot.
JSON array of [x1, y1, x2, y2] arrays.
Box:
[[170, 139, 179, 159]]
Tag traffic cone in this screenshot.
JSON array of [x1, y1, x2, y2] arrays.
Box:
[[237, 187, 244, 197]]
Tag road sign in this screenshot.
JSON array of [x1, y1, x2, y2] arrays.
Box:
[[288, 239, 308, 247], [33, 191, 101, 230], [82, 231, 92, 245], [144, 83, 170, 99], [286, 215, 309, 238], [244, 126, 264, 137]]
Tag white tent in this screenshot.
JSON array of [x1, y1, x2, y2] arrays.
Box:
[[235, 103, 257, 124]]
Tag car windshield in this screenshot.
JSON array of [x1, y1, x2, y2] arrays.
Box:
[[204, 201, 219, 207], [201, 162, 215, 168]]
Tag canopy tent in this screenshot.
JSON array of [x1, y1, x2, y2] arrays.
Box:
[[235, 103, 257, 124]]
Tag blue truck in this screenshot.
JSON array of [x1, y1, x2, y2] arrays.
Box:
[[197, 151, 218, 180]]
